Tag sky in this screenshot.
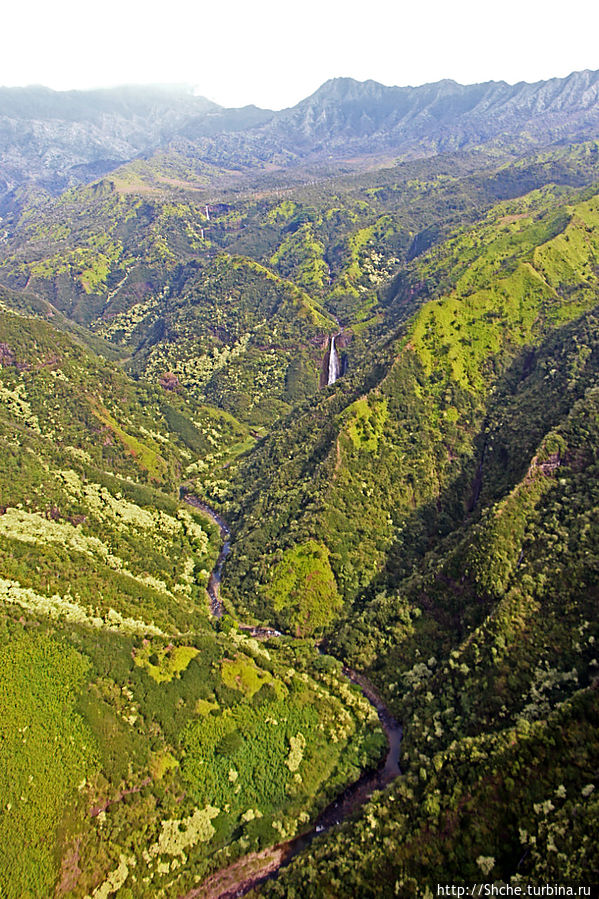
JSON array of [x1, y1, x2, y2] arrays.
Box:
[[3, 0, 599, 109]]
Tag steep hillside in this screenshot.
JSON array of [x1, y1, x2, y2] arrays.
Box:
[[0, 309, 219, 630], [255, 70, 599, 162], [2, 142, 598, 442], [0, 311, 384, 898], [262, 380, 599, 896], [167, 163, 599, 894], [219, 184, 599, 624], [102, 255, 336, 427]]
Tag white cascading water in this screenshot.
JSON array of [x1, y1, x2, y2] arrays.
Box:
[[327, 335, 340, 385]]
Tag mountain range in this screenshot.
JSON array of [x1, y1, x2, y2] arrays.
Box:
[[3, 68, 599, 202]]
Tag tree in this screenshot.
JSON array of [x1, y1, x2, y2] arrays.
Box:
[[265, 540, 343, 636]]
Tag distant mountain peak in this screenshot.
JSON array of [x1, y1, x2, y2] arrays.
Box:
[[1, 68, 599, 203]]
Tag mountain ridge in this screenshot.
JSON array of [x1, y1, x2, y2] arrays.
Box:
[[3, 68, 599, 203]]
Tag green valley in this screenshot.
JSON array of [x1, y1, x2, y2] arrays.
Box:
[[1, 71, 599, 898], [0, 309, 383, 898]]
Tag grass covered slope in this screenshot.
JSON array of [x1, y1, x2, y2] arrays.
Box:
[[221, 183, 599, 628], [0, 620, 383, 899], [3, 140, 598, 337], [0, 631, 97, 899], [0, 309, 219, 633], [265, 384, 599, 896], [0, 311, 384, 899]]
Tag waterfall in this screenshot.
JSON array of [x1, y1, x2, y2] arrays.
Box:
[[328, 335, 340, 385]]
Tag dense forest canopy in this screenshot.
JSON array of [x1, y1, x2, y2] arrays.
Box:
[[0, 70, 598, 897]]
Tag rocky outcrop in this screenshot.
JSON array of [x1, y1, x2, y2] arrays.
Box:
[[0, 84, 219, 197], [3, 70, 599, 202]]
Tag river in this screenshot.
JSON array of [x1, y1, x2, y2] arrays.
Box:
[[184, 494, 230, 617], [182, 495, 402, 899]]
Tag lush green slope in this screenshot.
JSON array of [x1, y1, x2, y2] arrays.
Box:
[[1, 134, 599, 897], [263, 385, 599, 896], [0, 621, 381, 899], [0, 312, 384, 898], [0, 309, 222, 632], [3, 140, 598, 329], [221, 183, 599, 626], [204, 170, 599, 896], [102, 254, 336, 427], [2, 141, 598, 444], [265, 687, 599, 896], [0, 631, 97, 899]]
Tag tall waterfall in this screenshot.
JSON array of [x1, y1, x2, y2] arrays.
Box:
[[327, 335, 340, 385]]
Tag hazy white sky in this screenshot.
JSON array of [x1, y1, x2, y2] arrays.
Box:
[[4, 0, 599, 108]]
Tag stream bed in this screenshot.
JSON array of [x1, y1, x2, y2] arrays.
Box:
[[182, 496, 402, 898]]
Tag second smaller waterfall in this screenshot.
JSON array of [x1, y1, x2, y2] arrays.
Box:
[[328, 335, 340, 385]]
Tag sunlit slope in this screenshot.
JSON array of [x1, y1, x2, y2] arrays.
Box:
[[0, 309, 222, 632], [222, 184, 599, 626], [2, 143, 598, 442], [0, 312, 383, 898], [0, 624, 381, 898], [3, 141, 598, 329]]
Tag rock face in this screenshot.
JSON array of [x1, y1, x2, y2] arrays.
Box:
[[242, 69, 599, 167], [278, 70, 599, 144], [0, 84, 220, 197], [2, 70, 599, 202]]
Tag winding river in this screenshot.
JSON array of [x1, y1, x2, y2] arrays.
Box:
[[183, 495, 402, 899], [184, 494, 230, 617]]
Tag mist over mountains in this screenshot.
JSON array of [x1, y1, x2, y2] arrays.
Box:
[[2, 68, 599, 200]]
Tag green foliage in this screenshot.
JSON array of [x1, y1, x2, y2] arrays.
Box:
[[264, 687, 599, 897], [344, 395, 388, 451], [265, 541, 343, 636], [0, 310, 225, 633], [0, 630, 97, 899], [224, 182, 599, 610], [134, 644, 199, 683], [2, 133, 599, 897], [220, 652, 286, 698], [0, 302, 379, 896], [102, 254, 336, 428]]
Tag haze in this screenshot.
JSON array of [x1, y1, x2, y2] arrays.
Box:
[[5, 0, 599, 109]]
